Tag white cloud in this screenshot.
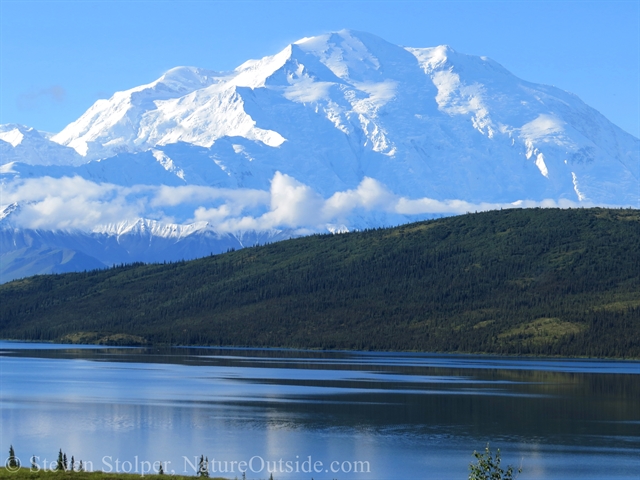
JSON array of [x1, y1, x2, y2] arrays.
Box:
[[196, 172, 325, 232], [192, 204, 236, 223], [150, 184, 269, 208], [265, 171, 325, 226], [1, 173, 589, 234], [323, 177, 395, 219], [2, 176, 145, 230], [395, 196, 585, 215]]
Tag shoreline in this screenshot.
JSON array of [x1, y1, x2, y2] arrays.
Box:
[[1, 338, 640, 362]]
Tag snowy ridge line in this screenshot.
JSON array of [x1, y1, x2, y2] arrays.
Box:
[[1, 29, 638, 281], [2, 30, 637, 207]]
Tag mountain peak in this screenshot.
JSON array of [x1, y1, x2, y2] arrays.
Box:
[[2, 30, 639, 282], [13, 30, 637, 206], [0, 202, 20, 224], [291, 29, 408, 82], [50, 66, 221, 158], [154, 66, 220, 93], [0, 124, 29, 147], [93, 217, 211, 238], [0, 123, 84, 166]]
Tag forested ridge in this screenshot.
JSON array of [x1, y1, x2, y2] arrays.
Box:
[[1, 208, 639, 358]]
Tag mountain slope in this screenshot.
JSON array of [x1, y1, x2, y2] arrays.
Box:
[[0, 218, 293, 284], [30, 30, 639, 204], [50, 67, 222, 157], [1, 208, 638, 358], [1, 30, 638, 283], [0, 124, 84, 166]]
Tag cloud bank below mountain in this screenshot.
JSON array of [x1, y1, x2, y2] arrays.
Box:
[[2, 173, 588, 233]]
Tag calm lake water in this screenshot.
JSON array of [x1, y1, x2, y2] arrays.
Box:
[[1, 342, 639, 479]]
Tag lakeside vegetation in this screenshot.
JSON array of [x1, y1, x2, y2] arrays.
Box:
[[1, 444, 521, 479], [0, 208, 638, 358], [0, 470, 203, 480], [1, 446, 224, 480]]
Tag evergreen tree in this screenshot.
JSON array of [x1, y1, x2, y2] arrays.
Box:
[[63, 453, 68, 470], [78, 460, 84, 472], [31, 455, 37, 471], [56, 449, 64, 471], [159, 463, 164, 475], [7, 445, 17, 469], [71, 455, 75, 472], [198, 455, 209, 478]]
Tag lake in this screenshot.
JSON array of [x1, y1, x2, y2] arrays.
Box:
[[1, 342, 638, 479]]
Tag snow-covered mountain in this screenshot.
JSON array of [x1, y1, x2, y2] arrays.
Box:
[[0, 208, 294, 283], [0, 124, 84, 166], [1, 30, 638, 282]]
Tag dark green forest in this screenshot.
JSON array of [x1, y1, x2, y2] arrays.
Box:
[[1, 208, 639, 357]]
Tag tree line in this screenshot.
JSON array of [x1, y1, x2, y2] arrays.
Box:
[[0, 208, 638, 358]]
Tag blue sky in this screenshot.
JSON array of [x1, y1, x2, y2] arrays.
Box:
[[1, 0, 639, 138]]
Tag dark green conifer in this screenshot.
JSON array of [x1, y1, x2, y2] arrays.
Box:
[[198, 455, 209, 477], [56, 449, 64, 471], [7, 445, 17, 469]]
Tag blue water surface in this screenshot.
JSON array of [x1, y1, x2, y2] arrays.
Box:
[[1, 342, 639, 479]]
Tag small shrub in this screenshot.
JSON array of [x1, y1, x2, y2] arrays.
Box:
[[469, 444, 521, 480]]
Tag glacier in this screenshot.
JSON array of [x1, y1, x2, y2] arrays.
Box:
[[1, 30, 638, 282]]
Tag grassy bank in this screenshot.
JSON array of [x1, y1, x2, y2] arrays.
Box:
[[0, 469, 226, 480]]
